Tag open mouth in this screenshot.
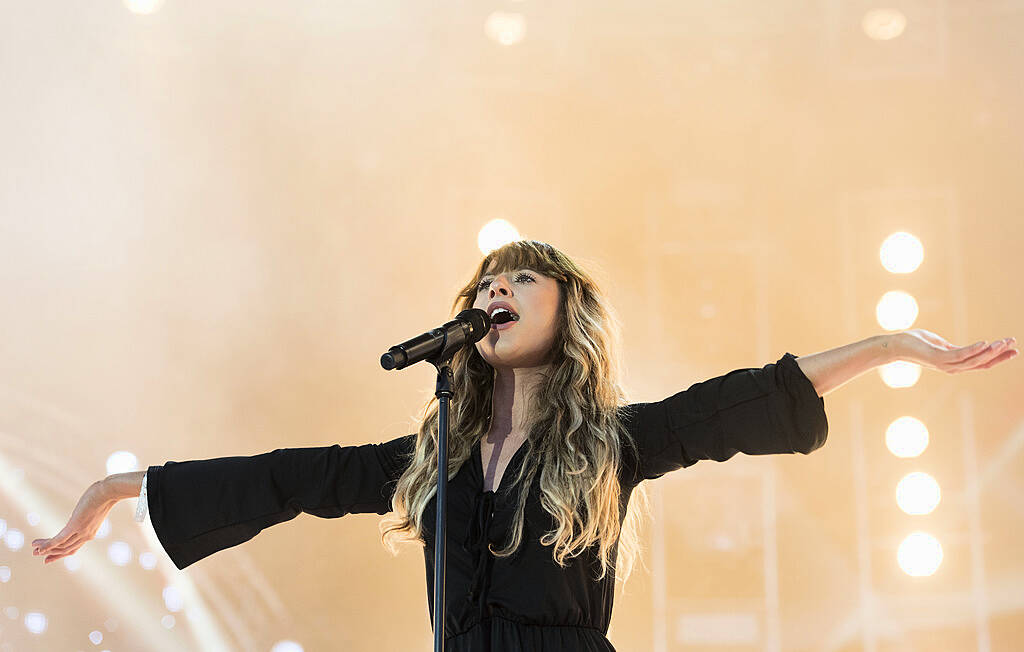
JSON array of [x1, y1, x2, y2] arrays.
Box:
[[490, 307, 519, 329]]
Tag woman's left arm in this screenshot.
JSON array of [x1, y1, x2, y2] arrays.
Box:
[[795, 330, 1018, 398]]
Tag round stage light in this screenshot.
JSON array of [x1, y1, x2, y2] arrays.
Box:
[[896, 471, 941, 515], [885, 416, 929, 457], [880, 232, 924, 274], [876, 290, 918, 331], [897, 531, 943, 576], [478, 219, 521, 254], [878, 360, 922, 388]]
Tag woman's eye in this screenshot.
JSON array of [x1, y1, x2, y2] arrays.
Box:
[[476, 272, 535, 291]]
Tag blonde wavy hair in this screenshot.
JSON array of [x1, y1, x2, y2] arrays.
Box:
[[379, 240, 649, 582]]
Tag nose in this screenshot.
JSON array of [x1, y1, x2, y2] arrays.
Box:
[[489, 274, 512, 298]]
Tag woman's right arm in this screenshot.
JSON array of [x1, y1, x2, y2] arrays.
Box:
[[34, 434, 416, 570]]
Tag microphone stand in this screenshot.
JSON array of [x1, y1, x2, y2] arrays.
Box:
[[379, 308, 490, 652], [427, 350, 455, 652]]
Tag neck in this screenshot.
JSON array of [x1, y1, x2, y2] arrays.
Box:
[[487, 364, 549, 441]]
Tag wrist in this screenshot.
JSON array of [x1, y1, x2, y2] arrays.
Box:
[[876, 333, 902, 364], [100, 471, 145, 502]]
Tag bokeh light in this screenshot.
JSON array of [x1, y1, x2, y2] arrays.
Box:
[[484, 12, 527, 46], [163, 586, 184, 612], [885, 416, 930, 457], [878, 360, 923, 388], [896, 471, 942, 515], [106, 451, 139, 476], [897, 531, 943, 576], [876, 290, 919, 331], [108, 541, 133, 566], [880, 232, 924, 274], [477, 219, 521, 255], [139, 551, 158, 570], [862, 8, 907, 40], [24, 611, 47, 634], [4, 528, 24, 551]]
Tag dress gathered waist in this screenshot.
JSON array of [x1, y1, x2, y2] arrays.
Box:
[[445, 614, 616, 652]]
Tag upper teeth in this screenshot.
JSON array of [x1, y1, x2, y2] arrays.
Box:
[[490, 307, 514, 318]]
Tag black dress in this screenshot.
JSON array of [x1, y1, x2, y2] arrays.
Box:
[[145, 352, 827, 651]]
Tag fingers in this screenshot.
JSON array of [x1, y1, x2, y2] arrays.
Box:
[[34, 533, 86, 565], [969, 348, 1018, 371], [32, 531, 81, 557], [42, 545, 81, 565], [947, 339, 1017, 372], [39, 533, 83, 556], [33, 522, 72, 547], [949, 341, 988, 361]]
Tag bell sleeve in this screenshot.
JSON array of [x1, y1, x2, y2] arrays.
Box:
[[145, 433, 416, 570], [621, 352, 828, 483]]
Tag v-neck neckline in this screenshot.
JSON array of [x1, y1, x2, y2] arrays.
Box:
[[474, 436, 530, 494]]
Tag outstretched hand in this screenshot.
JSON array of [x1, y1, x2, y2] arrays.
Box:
[[32, 481, 116, 565], [896, 329, 1018, 373]]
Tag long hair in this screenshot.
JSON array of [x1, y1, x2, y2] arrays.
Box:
[[379, 240, 649, 582]]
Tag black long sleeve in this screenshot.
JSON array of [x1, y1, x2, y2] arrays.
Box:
[[622, 352, 828, 483], [147, 433, 416, 570]]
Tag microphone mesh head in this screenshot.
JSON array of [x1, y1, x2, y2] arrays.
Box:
[[457, 308, 490, 341]]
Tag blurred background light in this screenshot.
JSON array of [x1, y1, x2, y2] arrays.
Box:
[[162, 586, 183, 613], [862, 8, 907, 41], [106, 451, 139, 476], [876, 290, 919, 331], [880, 232, 924, 274], [4, 528, 24, 551], [139, 551, 158, 570], [24, 611, 47, 635], [896, 471, 941, 515], [477, 219, 521, 255], [878, 360, 923, 388], [885, 416, 930, 457], [122, 0, 164, 15], [484, 12, 527, 46], [897, 532, 943, 576], [107, 541, 133, 566]]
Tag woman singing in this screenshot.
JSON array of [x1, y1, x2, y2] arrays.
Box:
[[32, 239, 1017, 650]]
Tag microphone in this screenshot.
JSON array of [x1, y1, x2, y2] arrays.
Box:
[[380, 308, 493, 370]]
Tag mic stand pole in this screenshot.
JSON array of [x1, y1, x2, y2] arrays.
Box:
[[428, 355, 454, 652]]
